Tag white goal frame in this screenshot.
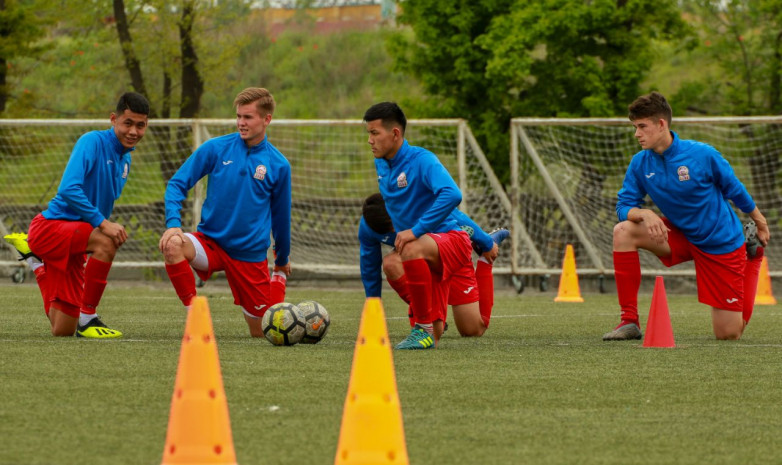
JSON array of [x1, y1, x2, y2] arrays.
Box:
[[1, 118, 512, 279], [510, 116, 782, 279]]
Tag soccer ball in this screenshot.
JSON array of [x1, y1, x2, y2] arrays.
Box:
[[261, 302, 306, 346], [297, 300, 330, 344]]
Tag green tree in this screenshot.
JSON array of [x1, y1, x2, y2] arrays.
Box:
[[109, 0, 255, 179], [679, 0, 782, 115], [0, 0, 47, 112], [672, 1, 782, 219], [389, 0, 689, 181]]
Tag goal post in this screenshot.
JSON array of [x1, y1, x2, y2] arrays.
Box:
[[0, 118, 511, 278], [510, 116, 782, 280]]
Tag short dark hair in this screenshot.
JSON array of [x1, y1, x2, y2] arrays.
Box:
[[628, 91, 672, 126], [362, 193, 394, 234], [116, 92, 150, 115], [363, 102, 406, 134]]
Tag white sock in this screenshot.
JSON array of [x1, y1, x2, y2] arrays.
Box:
[[79, 313, 98, 326], [416, 322, 434, 334], [26, 257, 43, 270]]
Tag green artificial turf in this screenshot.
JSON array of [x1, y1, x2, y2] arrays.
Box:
[[1, 282, 780, 465]]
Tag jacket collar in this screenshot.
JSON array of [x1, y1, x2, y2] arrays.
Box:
[[107, 128, 133, 155], [243, 133, 268, 153], [387, 139, 410, 167], [658, 131, 679, 158]]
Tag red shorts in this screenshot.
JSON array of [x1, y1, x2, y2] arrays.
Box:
[[428, 230, 478, 321], [27, 214, 93, 315], [190, 232, 271, 317], [659, 219, 746, 311]]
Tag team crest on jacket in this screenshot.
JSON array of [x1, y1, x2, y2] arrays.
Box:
[[122, 163, 129, 179], [397, 172, 408, 188], [254, 164, 267, 181], [677, 165, 690, 181]]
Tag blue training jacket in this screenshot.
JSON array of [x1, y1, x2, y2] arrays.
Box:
[[375, 140, 462, 237], [165, 133, 291, 265], [358, 209, 493, 298], [616, 131, 755, 254], [43, 128, 132, 227]]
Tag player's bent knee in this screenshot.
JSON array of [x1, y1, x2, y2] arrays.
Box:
[[399, 242, 425, 261], [51, 327, 74, 337], [90, 231, 119, 257], [382, 253, 404, 279], [714, 326, 743, 340], [457, 326, 486, 337], [712, 308, 743, 340], [162, 234, 185, 261], [715, 331, 742, 341], [613, 221, 636, 248]]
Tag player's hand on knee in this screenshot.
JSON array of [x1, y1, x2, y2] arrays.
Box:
[[99, 220, 128, 247], [274, 261, 291, 276], [159, 227, 185, 254], [639, 211, 668, 244], [394, 229, 416, 254]]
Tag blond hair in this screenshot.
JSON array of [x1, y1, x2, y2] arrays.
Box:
[[233, 87, 276, 116]]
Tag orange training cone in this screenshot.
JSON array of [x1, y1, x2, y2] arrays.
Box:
[[161, 296, 237, 465], [643, 276, 675, 348], [754, 256, 777, 305], [335, 298, 409, 465], [554, 244, 584, 302]]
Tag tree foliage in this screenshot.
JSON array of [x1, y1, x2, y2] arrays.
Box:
[[676, 0, 782, 115], [0, 0, 48, 112], [389, 0, 690, 180]]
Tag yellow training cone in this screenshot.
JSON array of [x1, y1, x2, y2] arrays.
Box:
[[755, 256, 777, 305], [161, 297, 237, 465], [334, 298, 409, 465], [554, 244, 584, 302]]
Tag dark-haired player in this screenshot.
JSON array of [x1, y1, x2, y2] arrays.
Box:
[[5, 92, 150, 337], [364, 101, 479, 349], [605, 91, 769, 341], [359, 193, 508, 337]]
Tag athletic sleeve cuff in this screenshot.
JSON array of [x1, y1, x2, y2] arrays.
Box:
[[88, 213, 105, 229]]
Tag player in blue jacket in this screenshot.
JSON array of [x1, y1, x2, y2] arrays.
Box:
[[159, 88, 291, 338], [605, 92, 770, 341], [365, 102, 479, 349], [3, 92, 150, 338], [359, 193, 508, 336]]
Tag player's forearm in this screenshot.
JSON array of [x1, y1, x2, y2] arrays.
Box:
[[58, 187, 104, 227], [626, 208, 659, 224], [412, 188, 461, 237], [748, 207, 768, 227]]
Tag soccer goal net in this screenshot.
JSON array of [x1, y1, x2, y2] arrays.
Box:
[[510, 116, 782, 280], [0, 119, 510, 278]]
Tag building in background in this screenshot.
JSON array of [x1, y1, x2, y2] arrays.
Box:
[[252, 0, 397, 37]]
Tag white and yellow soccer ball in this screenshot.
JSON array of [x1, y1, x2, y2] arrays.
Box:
[[297, 300, 330, 344], [261, 302, 306, 346]]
